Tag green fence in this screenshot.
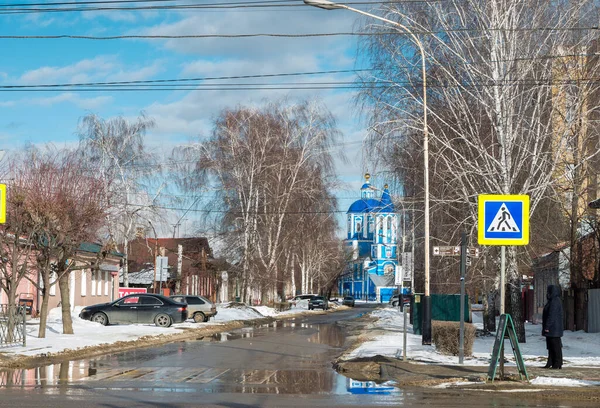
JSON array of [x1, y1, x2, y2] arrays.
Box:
[[411, 293, 470, 335]]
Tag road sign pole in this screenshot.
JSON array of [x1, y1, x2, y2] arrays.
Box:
[[459, 232, 467, 364], [499, 245, 506, 378]]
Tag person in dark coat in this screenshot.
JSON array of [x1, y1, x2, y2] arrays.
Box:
[[542, 284, 564, 369]]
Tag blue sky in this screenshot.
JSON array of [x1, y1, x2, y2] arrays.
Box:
[[0, 0, 392, 236]]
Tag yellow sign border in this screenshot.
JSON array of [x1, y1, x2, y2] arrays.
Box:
[[478, 194, 529, 246], [0, 184, 5, 224]]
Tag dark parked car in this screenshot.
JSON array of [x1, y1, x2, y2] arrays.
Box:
[[342, 296, 355, 307], [79, 293, 188, 328], [170, 295, 217, 323], [308, 296, 329, 310]]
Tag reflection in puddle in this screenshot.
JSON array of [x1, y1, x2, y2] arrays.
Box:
[[0, 319, 400, 397], [347, 379, 398, 395]]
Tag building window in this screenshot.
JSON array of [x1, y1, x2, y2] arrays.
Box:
[[91, 271, 97, 296], [356, 221, 362, 233], [104, 271, 109, 295], [81, 270, 87, 296], [386, 246, 393, 258]]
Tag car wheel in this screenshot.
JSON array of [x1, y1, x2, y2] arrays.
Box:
[[308, 307, 312, 310], [155, 313, 172, 328], [193, 312, 206, 323], [392, 301, 398, 307], [91, 312, 108, 326]]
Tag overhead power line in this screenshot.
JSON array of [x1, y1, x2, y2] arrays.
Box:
[[0, 68, 371, 89], [0, 1, 442, 14], [3, 78, 600, 92]]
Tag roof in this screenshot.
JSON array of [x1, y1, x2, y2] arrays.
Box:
[[379, 188, 395, 212], [78, 242, 124, 258], [120, 267, 168, 285], [347, 198, 381, 213]]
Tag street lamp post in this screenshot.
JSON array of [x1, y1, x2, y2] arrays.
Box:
[[304, 0, 431, 344]]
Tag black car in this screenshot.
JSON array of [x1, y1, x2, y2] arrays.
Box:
[[308, 296, 329, 310], [79, 293, 188, 328], [342, 296, 355, 307]]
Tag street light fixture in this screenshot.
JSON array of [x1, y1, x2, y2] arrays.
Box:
[[304, 0, 432, 344]]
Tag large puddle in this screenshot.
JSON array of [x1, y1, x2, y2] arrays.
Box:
[[0, 320, 400, 397]]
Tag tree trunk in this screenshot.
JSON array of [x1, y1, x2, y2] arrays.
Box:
[[6, 286, 18, 343], [507, 246, 525, 342], [123, 243, 129, 288], [58, 271, 74, 335], [484, 290, 497, 334], [38, 279, 50, 338]]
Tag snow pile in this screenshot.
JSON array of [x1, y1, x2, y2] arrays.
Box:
[[530, 377, 600, 387], [213, 303, 265, 321]]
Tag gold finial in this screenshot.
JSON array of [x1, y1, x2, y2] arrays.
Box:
[[384, 184, 389, 189], [365, 173, 370, 181]]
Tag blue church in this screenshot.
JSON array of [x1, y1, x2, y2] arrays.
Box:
[[339, 174, 399, 302]]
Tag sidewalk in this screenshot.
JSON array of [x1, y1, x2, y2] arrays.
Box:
[[337, 307, 600, 389]]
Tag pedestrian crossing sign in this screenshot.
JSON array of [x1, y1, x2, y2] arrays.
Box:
[[478, 194, 529, 245]]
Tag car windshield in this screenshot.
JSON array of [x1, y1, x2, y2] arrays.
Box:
[[312, 296, 323, 300], [344, 297, 353, 300]]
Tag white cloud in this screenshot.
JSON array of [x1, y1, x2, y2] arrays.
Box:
[[140, 9, 358, 63], [18, 56, 118, 85], [109, 61, 165, 82], [29, 92, 113, 109]]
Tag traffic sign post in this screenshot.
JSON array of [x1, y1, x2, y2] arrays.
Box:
[[478, 194, 529, 246], [478, 194, 530, 381]]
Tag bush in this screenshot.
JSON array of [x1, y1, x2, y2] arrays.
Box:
[[432, 320, 476, 356]]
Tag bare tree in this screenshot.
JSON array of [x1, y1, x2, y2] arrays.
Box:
[[78, 113, 162, 288], [172, 99, 342, 303], [20, 146, 108, 337], [0, 153, 39, 341], [357, 0, 598, 340]]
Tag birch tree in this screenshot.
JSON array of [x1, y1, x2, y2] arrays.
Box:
[[172, 99, 341, 302], [358, 0, 598, 340], [78, 113, 162, 288]]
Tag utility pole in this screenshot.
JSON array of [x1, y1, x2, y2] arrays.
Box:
[[176, 244, 183, 295]]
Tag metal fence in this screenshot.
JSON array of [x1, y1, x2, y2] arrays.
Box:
[[0, 304, 26, 347], [588, 289, 600, 334]]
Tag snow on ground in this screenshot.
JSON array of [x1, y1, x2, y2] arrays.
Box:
[[5, 302, 600, 388], [530, 376, 600, 387], [3, 299, 336, 358], [345, 307, 600, 368], [343, 306, 600, 387]]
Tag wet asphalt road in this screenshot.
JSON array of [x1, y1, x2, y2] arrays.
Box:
[[0, 304, 595, 407]]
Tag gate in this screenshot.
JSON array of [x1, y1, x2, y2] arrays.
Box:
[[0, 304, 27, 347], [588, 289, 600, 333]]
